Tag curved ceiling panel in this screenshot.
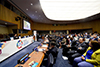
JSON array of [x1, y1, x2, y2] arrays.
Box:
[[40, 0, 100, 21], [8, 0, 100, 24]]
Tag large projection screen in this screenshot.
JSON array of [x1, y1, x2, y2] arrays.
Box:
[[23, 20, 31, 30]]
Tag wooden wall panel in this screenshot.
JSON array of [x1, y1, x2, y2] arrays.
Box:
[[32, 22, 92, 30], [0, 4, 20, 29], [32, 20, 100, 33]]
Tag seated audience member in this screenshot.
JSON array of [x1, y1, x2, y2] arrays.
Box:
[[84, 33, 90, 38], [48, 38, 56, 48], [43, 41, 58, 58], [66, 37, 74, 48], [62, 37, 74, 56], [76, 38, 87, 54], [98, 38, 100, 43], [61, 41, 66, 48], [67, 38, 87, 63], [66, 38, 70, 45], [91, 34, 98, 41], [73, 40, 100, 67], [51, 38, 56, 42], [43, 37, 49, 43], [62, 36, 66, 44], [0, 42, 5, 54], [48, 36, 52, 42], [73, 35, 78, 41], [68, 38, 87, 55]]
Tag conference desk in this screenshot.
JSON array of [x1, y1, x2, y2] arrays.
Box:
[[15, 44, 48, 67], [0, 36, 34, 62]]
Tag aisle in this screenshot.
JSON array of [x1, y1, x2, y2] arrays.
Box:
[[53, 48, 72, 67]]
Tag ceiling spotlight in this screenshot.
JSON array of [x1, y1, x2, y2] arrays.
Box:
[[35, 11, 37, 13], [31, 3, 33, 5], [5, 23, 7, 25], [26, 8, 28, 10]]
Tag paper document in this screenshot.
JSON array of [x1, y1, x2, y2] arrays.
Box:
[[42, 45, 48, 47], [62, 56, 68, 60], [38, 49, 45, 51]]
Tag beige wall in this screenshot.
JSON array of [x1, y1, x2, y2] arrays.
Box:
[[0, 25, 9, 34]]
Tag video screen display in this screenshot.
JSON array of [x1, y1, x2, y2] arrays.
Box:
[[23, 20, 31, 30]]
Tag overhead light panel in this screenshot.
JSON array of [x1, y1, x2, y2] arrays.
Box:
[[31, 3, 33, 5], [35, 11, 37, 13], [5, 23, 7, 25], [26, 8, 28, 10], [40, 0, 100, 21]]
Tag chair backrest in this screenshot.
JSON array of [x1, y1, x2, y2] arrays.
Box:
[[85, 38, 89, 43], [71, 41, 76, 46], [49, 53, 54, 64], [47, 53, 54, 67]]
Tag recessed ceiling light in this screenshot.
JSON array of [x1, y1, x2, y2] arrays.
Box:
[[31, 3, 33, 5], [35, 11, 37, 13], [26, 8, 28, 10], [5, 23, 7, 24]]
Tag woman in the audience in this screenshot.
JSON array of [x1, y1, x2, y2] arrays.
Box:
[[73, 40, 100, 67], [62, 36, 66, 45]]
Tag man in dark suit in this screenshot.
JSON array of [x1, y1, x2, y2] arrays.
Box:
[[42, 42, 58, 66], [43, 41, 58, 57], [68, 38, 88, 64], [75, 38, 88, 54], [67, 38, 87, 56]]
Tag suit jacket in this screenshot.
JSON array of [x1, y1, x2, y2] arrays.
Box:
[[76, 42, 88, 54], [46, 47, 58, 57]]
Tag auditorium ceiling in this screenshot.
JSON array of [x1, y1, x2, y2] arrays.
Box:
[[8, 0, 100, 24]]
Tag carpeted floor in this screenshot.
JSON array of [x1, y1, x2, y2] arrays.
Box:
[[53, 48, 72, 67]]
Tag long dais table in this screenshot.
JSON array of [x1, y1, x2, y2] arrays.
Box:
[[15, 44, 48, 67]]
